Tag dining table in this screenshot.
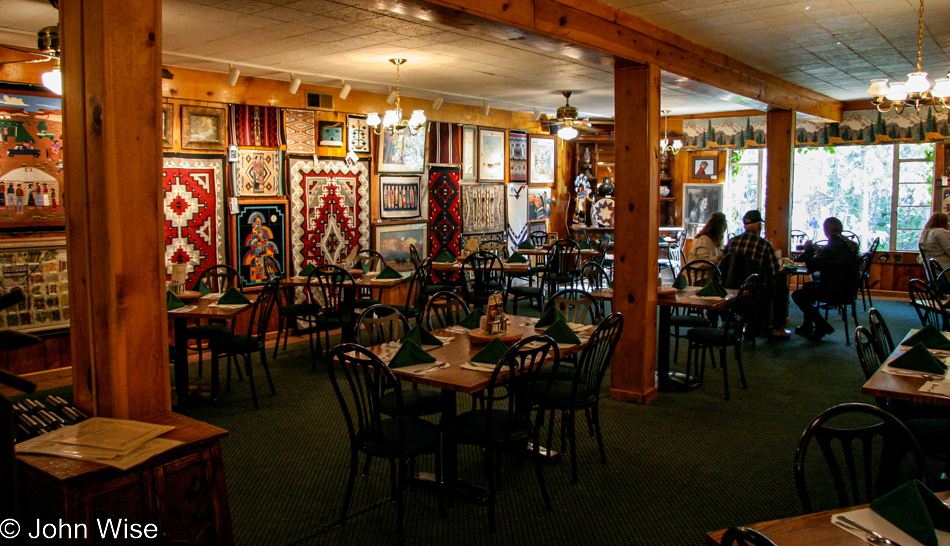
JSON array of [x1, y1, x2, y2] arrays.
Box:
[[861, 330, 950, 407], [519, 247, 601, 259], [282, 271, 410, 306], [430, 260, 532, 273]]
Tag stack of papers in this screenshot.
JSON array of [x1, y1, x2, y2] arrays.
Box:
[[16, 418, 181, 470]]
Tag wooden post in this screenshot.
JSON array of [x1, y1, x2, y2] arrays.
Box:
[[62, 0, 170, 418], [765, 109, 795, 258], [611, 60, 660, 404]]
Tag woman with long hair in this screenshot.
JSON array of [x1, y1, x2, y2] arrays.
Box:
[[688, 211, 728, 265], [919, 211, 950, 269]]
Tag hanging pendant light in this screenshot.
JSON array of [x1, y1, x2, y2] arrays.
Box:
[[660, 110, 682, 155], [366, 59, 427, 136], [555, 91, 579, 140]]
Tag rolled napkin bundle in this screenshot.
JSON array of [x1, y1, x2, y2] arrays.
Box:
[[389, 339, 436, 369], [902, 325, 950, 351], [870, 479, 950, 546], [696, 279, 728, 298], [376, 265, 402, 279], [434, 250, 456, 263], [888, 342, 948, 374], [543, 319, 581, 345], [506, 252, 527, 264], [458, 308, 485, 329], [673, 273, 688, 289], [535, 307, 567, 328], [471, 337, 509, 365], [167, 290, 186, 311], [195, 280, 212, 296], [400, 324, 443, 347], [517, 240, 535, 250], [300, 264, 316, 276], [217, 287, 251, 305]]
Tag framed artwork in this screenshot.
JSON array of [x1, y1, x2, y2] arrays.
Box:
[[162, 103, 173, 148], [285, 109, 316, 155], [346, 115, 371, 155], [508, 130, 527, 182], [478, 128, 506, 181], [941, 186, 950, 215], [378, 125, 427, 173], [461, 183, 506, 234], [683, 183, 723, 238], [528, 135, 556, 185], [691, 156, 718, 179], [379, 175, 422, 219], [233, 149, 283, 196], [461, 125, 477, 181], [374, 222, 427, 272], [319, 120, 344, 147], [181, 105, 227, 151], [528, 187, 552, 221], [234, 200, 288, 287], [0, 239, 69, 332]]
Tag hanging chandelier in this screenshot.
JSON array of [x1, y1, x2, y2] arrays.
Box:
[[366, 59, 426, 135], [867, 0, 950, 114], [660, 110, 682, 155], [555, 91, 580, 140]]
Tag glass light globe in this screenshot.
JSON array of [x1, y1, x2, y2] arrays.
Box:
[[557, 125, 579, 140], [932, 78, 950, 98], [42, 68, 62, 95], [408, 110, 426, 129], [366, 112, 381, 127], [382, 110, 399, 128], [904, 71, 931, 94], [672, 139, 683, 151], [867, 78, 889, 98], [885, 82, 908, 101], [659, 138, 669, 149]]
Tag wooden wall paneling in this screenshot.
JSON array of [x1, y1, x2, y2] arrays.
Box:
[[765, 110, 795, 258]]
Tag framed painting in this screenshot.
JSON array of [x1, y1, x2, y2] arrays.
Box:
[[162, 103, 174, 148], [528, 135, 556, 185], [374, 222, 427, 273], [233, 200, 288, 287], [683, 183, 723, 237], [941, 186, 950, 215], [478, 127, 506, 181], [691, 156, 718, 179], [181, 105, 227, 151], [508, 130, 527, 183], [346, 115, 371, 155], [379, 175, 422, 219], [528, 186, 552, 221], [233, 148, 283, 196], [378, 125, 427, 173], [319, 120, 344, 147], [460, 183, 506, 234], [461, 125, 477, 182], [0, 239, 69, 332]]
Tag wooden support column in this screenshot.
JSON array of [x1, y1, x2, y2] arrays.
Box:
[[62, 0, 170, 418], [611, 60, 660, 405], [765, 109, 795, 257]]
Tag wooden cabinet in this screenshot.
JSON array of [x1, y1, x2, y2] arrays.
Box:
[[17, 413, 233, 545]]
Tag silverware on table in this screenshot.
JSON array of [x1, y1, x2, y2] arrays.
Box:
[[836, 515, 904, 546]]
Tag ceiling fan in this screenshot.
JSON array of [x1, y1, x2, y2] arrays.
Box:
[[0, 25, 61, 94], [544, 91, 616, 138]]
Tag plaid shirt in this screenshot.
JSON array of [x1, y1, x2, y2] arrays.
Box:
[[723, 230, 780, 280]]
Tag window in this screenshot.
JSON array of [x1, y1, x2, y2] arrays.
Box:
[[725, 149, 765, 236]]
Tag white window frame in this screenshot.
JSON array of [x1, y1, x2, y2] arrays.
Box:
[[891, 144, 934, 251]]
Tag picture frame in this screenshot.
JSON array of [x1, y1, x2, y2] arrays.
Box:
[[232, 149, 283, 197], [508, 130, 527, 183], [374, 222, 427, 272], [378, 125, 427, 173], [527, 186, 552, 221], [683, 183, 723, 238], [180, 104, 228, 151], [232, 199, 288, 288], [941, 186, 950, 215], [0, 238, 69, 332], [346, 115, 371, 155], [478, 127, 506, 181], [461, 125, 477, 182], [379, 175, 422, 219], [162, 103, 174, 148], [460, 183, 506, 234], [528, 134, 556, 185], [319, 120, 344, 147], [691, 155, 718, 179]]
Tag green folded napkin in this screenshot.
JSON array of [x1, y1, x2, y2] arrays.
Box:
[[434, 251, 456, 263], [903, 325, 950, 350], [506, 252, 527, 264], [517, 240, 535, 250], [195, 280, 212, 296], [299, 264, 315, 276], [543, 319, 581, 345], [889, 343, 948, 374], [458, 308, 484, 329], [870, 480, 950, 546], [376, 265, 402, 279], [166, 290, 186, 311], [578, 241, 592, 250], [471, 337, 509, 365], [400, 324, 443, 347], [536, 307, 566, 328], [673, 273, 688, 289], [217, 287, 250, 305], [389, 339, 436, 369], [696, 279, 727, 297], [352, 260, 369, 274]]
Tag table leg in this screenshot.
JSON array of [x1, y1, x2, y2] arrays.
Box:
[[173, 317, 191, 408], [657, 306, 700, 392]]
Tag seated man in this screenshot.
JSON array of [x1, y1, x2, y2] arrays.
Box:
[[792, 217, 859, 341], [721, 210, 789, 340]]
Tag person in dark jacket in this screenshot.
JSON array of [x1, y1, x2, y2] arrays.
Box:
[[792, 217, 859, 341]]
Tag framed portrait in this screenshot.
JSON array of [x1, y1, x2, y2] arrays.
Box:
[[478, 128, 506, 181], [346, 115, 371, 155], [508, 130, 527, 183], [941, 186, 950, 215], [528, 135, 556, 185], [379, 175, 421, 219], [162, 103, 174, 148], [233, 200, 288, 288], [378, 125, 427, 173], [319, 120, 344, 147], [683, 183, 723, 238], [461, 125, 477, 182], [374, 222, 427, 272], [691, 155, 718, 179], [180, 105, 227, 151], [528, 187, 552, 221]]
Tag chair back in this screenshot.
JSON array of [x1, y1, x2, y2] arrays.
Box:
[[719, 252, 760, 289], [867, 308, 894, 361], [408, 244, 421, 269], [867, 236, 881, 255], [579, 261, 611, 291], [403, 258, 432, 314], [243, 279, 280, 347], [595, 234, 613, 266], [194, 264, 241, 292], [675, 228, 687, 250], [681, 259, 722, 287], [841, 230, 860, 248], [356, 305, 411, 346], [545, 239, 581, 288], [310, 265, 356, 316], [721, 274, 758, 341], [461, 251, 503, 306], [854, 326, 883, 380], [927, 258, 943, 291], [569, 313, 623, 398], [423, 291, 471, 330], [908, 278, 950, 331], [357, 249, 387, 273], [528, 231, 548, 248], [721, 527, 776, 546], [793, 403, 927, 514], [790, 230, 807, 249], [479, 236, 507, 259], [543, 288, 601, 325]]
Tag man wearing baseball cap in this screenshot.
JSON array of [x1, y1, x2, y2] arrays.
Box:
[[721, 210, 790, 340]]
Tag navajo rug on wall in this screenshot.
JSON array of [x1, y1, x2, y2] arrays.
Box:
[[162, 154, 227, 287], [461, 182, 506, 234], [428, 122, 461, 165], [508, 130, 527, 182], [230, 104, 284, 147], [284, 109, 316, 155], [288, 159, 369, 274], [428, 165, 461, 283], [233, 148, 283, 197], [507, 183, 528, 254]]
